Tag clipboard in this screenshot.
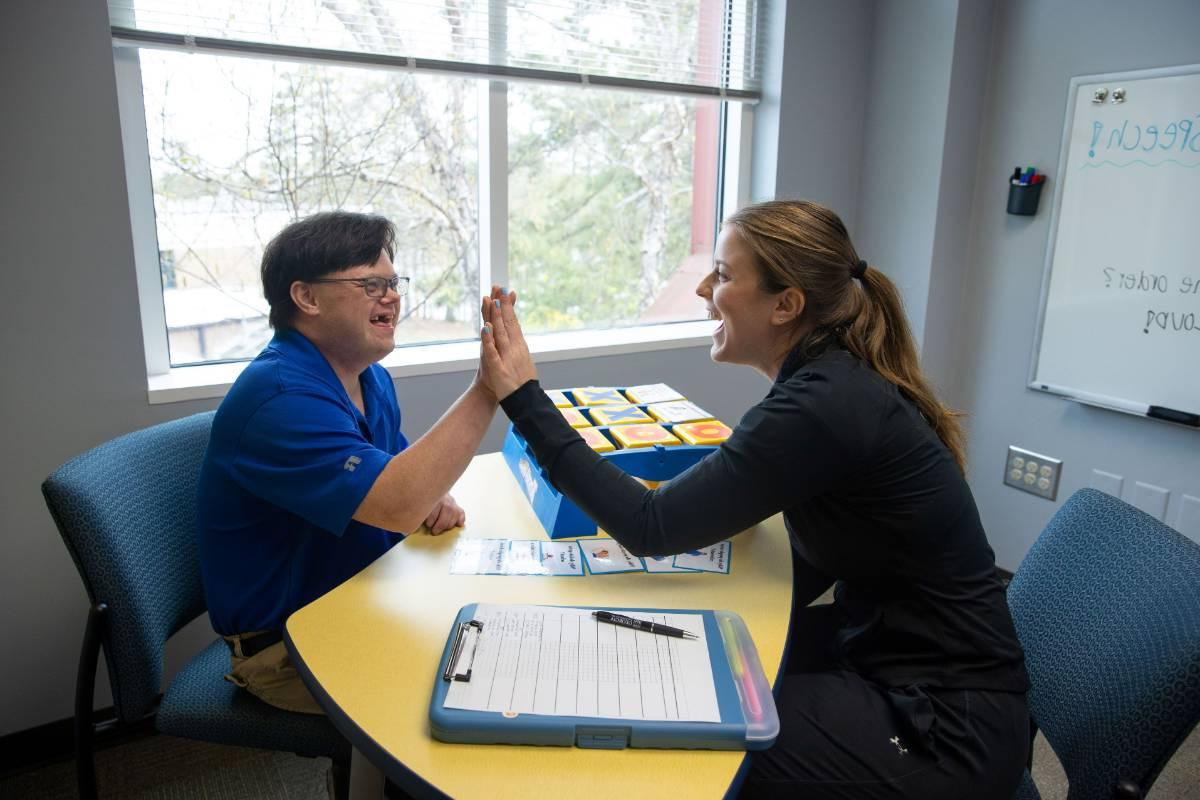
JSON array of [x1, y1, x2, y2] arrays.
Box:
[[428, 603, 779, 750]]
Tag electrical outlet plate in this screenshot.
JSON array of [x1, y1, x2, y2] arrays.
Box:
[[1004, 446, 1062, 500]]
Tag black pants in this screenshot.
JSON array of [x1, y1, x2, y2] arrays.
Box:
[[739, 603, 1030, 800]]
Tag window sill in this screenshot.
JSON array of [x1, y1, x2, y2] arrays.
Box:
[[146, 320, 718, 405]]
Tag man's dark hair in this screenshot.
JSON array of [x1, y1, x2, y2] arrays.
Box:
[[260, 211, 397, 330]]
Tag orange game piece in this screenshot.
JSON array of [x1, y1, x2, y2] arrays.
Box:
[[560, 407, 591, 429], [577, 427, 616, 453], [674, 420, 733, 445], [609, 423, 681, 449]]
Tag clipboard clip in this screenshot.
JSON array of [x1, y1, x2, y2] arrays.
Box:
[[443, 619, 483, 682]]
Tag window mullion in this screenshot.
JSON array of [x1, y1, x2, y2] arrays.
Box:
[[478, 0, 508, 311], [478, 80, 508, 308], [721, 102, 754, 219], [113, 46, 171, 376]]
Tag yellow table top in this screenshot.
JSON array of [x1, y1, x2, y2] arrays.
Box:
[[286, 453, 794, 799]]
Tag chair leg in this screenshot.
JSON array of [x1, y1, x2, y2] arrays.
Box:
[[330, 756, 351, 800], [75, 603, 107, 800]]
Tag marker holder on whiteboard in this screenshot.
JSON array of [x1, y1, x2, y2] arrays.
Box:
[[1007, 180, 1044, 216]]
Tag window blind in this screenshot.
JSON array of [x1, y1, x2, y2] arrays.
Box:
[[108, 0, 765, 100]]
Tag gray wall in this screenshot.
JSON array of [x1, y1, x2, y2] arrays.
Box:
[[759, 0, 875, 229], [947, 0, 1200, 568], [855, 0, 959, 349], [0, 1, 772, 736]]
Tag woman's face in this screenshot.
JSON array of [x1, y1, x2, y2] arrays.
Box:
[[696, 227, 797, 376]]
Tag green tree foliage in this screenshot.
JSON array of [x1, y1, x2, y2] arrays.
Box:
[[509, 85, 695, 332]]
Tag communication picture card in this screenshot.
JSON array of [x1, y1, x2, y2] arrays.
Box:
[[578, 539, 645, 574], [672, 541, 732, 574], [449, 538, 508, 575], [643, 555, 699, 573], [537, 541, 585, 576], [449, 539, 584, 576], [502, 540, 549, 575]]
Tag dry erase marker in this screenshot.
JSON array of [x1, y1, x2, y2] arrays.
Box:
[[592, 611, 698, 639]]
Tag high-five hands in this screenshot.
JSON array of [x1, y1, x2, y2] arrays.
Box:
[[479, 286, 538, 401]]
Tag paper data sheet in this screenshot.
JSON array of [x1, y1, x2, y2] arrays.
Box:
[[443, 604, 720, 723]]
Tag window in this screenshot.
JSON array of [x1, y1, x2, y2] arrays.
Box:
[[509, 84, 720, 335], [139, 50, 479, 364], [111, 1, 764, 374]]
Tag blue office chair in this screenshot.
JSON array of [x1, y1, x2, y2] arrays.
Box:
[[42, 412, 350, 799], [1007, 488, 1200, 800]]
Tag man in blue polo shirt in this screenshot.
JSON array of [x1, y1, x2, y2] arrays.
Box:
[[197, 211, 498, 714]]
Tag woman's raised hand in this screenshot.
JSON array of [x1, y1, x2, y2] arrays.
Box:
[[480, 286, 538, 400]]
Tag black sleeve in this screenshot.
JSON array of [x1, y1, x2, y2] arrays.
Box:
[[500, 378, 860, 558]]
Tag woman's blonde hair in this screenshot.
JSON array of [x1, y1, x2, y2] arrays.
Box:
[[724, 200, 967, 473]]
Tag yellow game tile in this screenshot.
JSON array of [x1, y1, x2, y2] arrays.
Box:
[[546, 389, 572, 408], [577, 427, 615, 453], [560, 407, 591, 429], [624, 383, 685, 404], [674, 420, 733, 445], [610, 424, 681, 449], [589, 404, 654, 426], [571, 387, 628, 406], [646, 400, 713, 424]]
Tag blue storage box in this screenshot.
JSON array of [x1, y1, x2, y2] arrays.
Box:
[[501, 388, 722, 539]]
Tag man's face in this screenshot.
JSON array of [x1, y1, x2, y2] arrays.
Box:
[[305, 251, 401, 368]]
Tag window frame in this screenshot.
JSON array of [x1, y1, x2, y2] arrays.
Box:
[[113, 40, 754, 402]]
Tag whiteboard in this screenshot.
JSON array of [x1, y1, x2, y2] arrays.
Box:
[[1029, 64, 1200, 422]]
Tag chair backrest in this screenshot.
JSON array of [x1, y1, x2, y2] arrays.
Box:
[[42, 411, 216, 721], [1008, 488, 1200, 800]]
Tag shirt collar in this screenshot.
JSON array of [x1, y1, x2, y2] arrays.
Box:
[[775, 336, 845, 383], [267, 329, 378, 409]]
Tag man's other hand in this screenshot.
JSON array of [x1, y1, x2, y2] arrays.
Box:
[[422, 493, 466, 535]]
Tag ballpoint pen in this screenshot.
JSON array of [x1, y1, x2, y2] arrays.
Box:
[[592, 611, 698, 639]]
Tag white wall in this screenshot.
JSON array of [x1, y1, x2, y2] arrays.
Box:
[[854, 1, 959, 351], [757, 0, 875, 229]]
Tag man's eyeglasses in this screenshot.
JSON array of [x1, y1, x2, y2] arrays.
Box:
[[309, 275, 410, 298]]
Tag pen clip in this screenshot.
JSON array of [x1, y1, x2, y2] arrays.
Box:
[[443, 619, 483, 682]]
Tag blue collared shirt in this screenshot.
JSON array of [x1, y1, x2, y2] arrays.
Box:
[[197, 330, 409, 635]]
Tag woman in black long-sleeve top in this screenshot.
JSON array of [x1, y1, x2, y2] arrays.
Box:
[[479, 200, 1030, 800]]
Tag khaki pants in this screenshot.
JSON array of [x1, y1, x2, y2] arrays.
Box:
[[223, 632, 325, 715]]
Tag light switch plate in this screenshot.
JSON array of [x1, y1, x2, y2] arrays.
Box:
[[1005, 446, 1062, 500]]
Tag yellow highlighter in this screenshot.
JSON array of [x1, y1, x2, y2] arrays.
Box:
[[719, 616, 763, 721]]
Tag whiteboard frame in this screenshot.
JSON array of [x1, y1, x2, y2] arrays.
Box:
[[1027, 62, 1200, 426]]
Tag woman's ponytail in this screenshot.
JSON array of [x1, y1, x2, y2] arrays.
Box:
[[845, 267, 967, 473]]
